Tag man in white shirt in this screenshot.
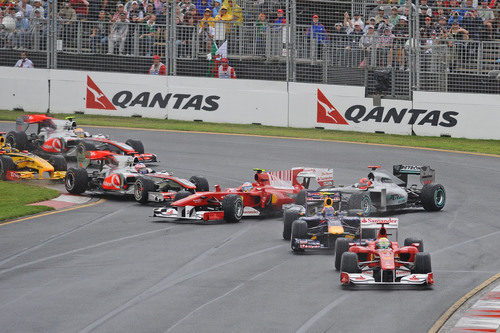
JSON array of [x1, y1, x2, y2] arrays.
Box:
[[14, 52, 34, 68]]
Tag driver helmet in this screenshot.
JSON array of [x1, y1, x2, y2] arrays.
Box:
[[134, 163, 148, 174], [376, 237, 391, 249], [358, 177, 372, 189], [241, 182, 252, 192], [74, 128, 85, 138]]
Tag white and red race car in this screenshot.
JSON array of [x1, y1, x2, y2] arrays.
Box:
[[334, 217, 434, 287], [6, 114, 157, 163], [65, 148, 208, 204]]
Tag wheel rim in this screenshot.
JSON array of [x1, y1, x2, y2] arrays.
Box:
[[66, 173, 75, 190], [134, 182, 143, 200], [434, 189, 445, 207], [235, 201, 243, 218], [361, 197, 371, 215]]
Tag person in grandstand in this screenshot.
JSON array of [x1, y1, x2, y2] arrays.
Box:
[[30, 0, 44, 18], [307, 14, 328, 59], [477, 0, 495, 39], [108, 12, 129, 54], [148, 55, 166, 75], [14, 52, 34, 68], [139, 14, 156, 56], [216, 58, 236, 79], [392, 15, 409, 70], [89, 10, 109, 53]]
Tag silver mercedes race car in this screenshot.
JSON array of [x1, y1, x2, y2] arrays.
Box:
[[322, 165, 446, 215]]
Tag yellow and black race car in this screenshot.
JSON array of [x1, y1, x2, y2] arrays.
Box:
[[0, 132, 66, 181]]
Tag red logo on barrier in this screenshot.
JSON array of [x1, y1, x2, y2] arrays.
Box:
[[317, 89, 348, 125], [86, 76, 116, 110]]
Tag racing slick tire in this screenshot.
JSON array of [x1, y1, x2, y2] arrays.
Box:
[[189, 176, 209, 192], [340, 252, 361, 273], [126, 139, 145, 154], [334, 237, 351, 271], [173, 190, 192, 202], [283, 208, 302, 240], [404, 237, 424, 252], [420, 184, 446, 211], [65, 167, 89, 194], [134, 177, 156, 204], [348, 192, 372, 216], [291, 219, 308, 253], [0, 155, 16, 180], [412, 252, 432, 274], [222, 194, 244, 223], [6, 131, 29, 150], [295, 190, 307, 206], [401, 237, 424, 261], [48, 155, 67, 171]]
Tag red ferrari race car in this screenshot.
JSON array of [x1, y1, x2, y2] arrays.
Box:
[[65, 147, 208, 203], [334, 217, 433, 287], [5, 114, 157, 163], [152, 167, 334, 223]]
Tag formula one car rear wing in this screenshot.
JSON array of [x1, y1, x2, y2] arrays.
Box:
[[360, 217, 399, 240], [393, 165, 435, 186], [264, 167, 334, 189]]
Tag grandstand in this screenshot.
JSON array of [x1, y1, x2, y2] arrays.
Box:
[[1, 0, 499, 98]]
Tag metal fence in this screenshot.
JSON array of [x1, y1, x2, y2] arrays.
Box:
[[1, 0, 499, 98]]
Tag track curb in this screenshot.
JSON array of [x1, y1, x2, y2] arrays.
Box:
[[428, 272, 500, 333]]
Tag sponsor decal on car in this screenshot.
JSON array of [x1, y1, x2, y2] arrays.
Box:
[[317, 89, 458, 128]]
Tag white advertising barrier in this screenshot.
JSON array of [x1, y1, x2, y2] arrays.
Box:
[[288, 83, 413, 135], [0, 67, 49, 112], [413, 91, 500, 140], [48, 70, 288, 126]]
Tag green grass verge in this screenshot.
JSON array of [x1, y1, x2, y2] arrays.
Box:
[[0, 182, 60, 222], [1, 110, 499, 156]]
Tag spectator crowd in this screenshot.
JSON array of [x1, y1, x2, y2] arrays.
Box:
[[0, 0, 499, 70]]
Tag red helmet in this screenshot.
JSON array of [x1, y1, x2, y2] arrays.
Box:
[[358, 177, 372, 189]]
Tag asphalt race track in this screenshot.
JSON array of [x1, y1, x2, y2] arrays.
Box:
[[0, 123, 499, 333]]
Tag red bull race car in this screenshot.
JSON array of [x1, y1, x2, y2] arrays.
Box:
[[334, 217, 433, 287], [5, 114, 157, 163], [284, 191, 375, 253], [64, 146, 208, 203], [153, 167, 334, 223], [0, 132, 66, 181]]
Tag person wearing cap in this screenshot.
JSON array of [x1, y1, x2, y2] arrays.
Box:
[[274, 8, 286, 25], [196, 0, 212, 17], [214, 4, 233, 35], [148, 54, 166, 75], [9, 11, 29, 49], [359, 24, 376, 51], [420, 15, 434, 38], [307, 15, 328, 59], [29, 0, 44, 18], [112, 3, 128, 22], [216, 57, 236, 78], [389, 7, 400, 26], [363, 17, 377, 33], [29, 7, 47, 48], [392, 15, 409, 69], [14, 52, 34, 68], [343, 11, 364, 33], [375, 6, 386, 23], [199, 8, 215, 52], [127, 1, 144, 23], [376, 26, 395, 67], [108, 11, 129, 54], [211, 0, 221, 17]]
